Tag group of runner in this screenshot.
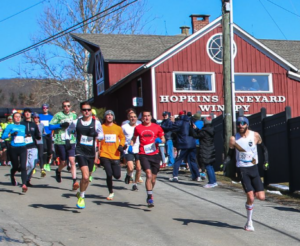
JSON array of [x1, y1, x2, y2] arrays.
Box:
[[0, 101, 269, 231]]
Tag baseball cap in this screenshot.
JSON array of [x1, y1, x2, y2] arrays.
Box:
[[237, 116, 249, 125], [42, 103, 49, 108], [162, 111, 168, 116], [179, 111, 184, 116]]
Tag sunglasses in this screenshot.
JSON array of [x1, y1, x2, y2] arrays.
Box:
[[42, 107, 48, 109], [237, 121, 247, 126], [82, 108, 92, 112], [63, 105, 71, 108]]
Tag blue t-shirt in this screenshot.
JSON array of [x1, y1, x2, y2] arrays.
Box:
[[1, 124, 26, 147], [39, 114, 53, 135], [195, 120, 204, 145]]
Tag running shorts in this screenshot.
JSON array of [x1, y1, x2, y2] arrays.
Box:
[[239, 165, 264, 193], [139, 154, 161, 175], [55, 144, 75, 161]]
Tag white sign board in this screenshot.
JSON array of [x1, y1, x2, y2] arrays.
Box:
[[132, 97, 143, 107]]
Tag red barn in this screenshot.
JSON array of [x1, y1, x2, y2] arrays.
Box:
[[71, 15, 300, 122]]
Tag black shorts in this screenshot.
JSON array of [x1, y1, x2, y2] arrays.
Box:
[[55, 144, 75, 161], [239, 165, 264, 193], [125, 153, 139, 162], [76, 155, 94, 172], [139, 154, 161, 175]]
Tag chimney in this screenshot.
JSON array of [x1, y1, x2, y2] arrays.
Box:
[[190, 14, 210, 33], [180, 26, 190, 36]]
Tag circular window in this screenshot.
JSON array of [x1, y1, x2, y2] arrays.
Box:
[[206, 33, 237, 64]]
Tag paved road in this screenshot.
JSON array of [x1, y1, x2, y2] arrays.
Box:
[[0, 165, 300, 246]]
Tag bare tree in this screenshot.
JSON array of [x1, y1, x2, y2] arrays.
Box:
[[18, 0, 149, 104]]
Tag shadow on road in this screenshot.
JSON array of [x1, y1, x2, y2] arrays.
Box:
[[91, 183, 127, 190], [0, 188, 22, 195], [173, 218, 241, 229], [270, 206, 300, 213], [62, 193, 105, 199], [157, 177, 201, 187], [25, 183, 71, 191], [29, 204, 80, 213], [93, 200, 151, 212]]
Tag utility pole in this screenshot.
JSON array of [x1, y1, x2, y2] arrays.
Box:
[[222, 0, 235, 178]]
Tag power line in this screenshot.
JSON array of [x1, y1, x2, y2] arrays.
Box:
[[0, 0, 47, 23], [259, 0, 287, 40], [0, 0, 138, 63], [266, 0, 300, 18]]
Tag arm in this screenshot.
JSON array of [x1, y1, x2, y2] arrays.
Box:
[[220, 136, 236, 169], [1, 125, 11, 139], [34, 124, 41, 140], [95, 121, 104, 140], [255, 132, 269, 169]]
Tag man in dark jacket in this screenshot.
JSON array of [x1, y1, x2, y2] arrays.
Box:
[[160, 111, 174, 167], [169, 113, 200, 182], [190, 116, 217, 188]]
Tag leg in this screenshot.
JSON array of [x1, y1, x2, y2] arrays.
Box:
[[205, 164, 217, 184], [101, 158, 114, 197], [134, 159, 142, 183], [9, 147, 20, 185], [166, 140, 174, 166], [171, 149, 188, 179], [19, 147, 28, 189], [187, 148, 199, 180], [26, 148, 38, 184]]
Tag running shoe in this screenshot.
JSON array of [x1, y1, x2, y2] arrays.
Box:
[[107, 193, 114, 200], [169, 177, 179, 182], [147, 197, 154, 208], [22, 184, 28, 193], [124, 174, 131, 184], [244, 221, 255, 232], [55, 169, 61, 183], [26, 181, 33, 187], [72, 182, 79, 191], [44, 164, 51, 171], [33, 169, 36, 175], [89, 176, 93, 182], [203, 183, 218, 188], [138, 177, 143, 183], [92, 165, 96, 172], [41, 169, 46, 177], [76, 197, 85, 209], [132, 184, 138, 191]]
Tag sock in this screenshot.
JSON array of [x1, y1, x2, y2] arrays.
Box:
[[147, 190, 153, 199], [73, 178, 77, 184], [128, 171, 133, 176], [80, 191, 85, 198], [245, 203, 254, 223]]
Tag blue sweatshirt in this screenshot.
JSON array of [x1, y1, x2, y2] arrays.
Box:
[[39, 114, 53, 135], [1, 124, 26, 147]]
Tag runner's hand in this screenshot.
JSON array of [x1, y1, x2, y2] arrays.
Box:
[[117, 145, 124, 153], [263, 162, 269, 170], [11, 131, 18, 137], [60, 122, 69, 128], [155, 138, 162, 144], [128, 145, 133, 154]]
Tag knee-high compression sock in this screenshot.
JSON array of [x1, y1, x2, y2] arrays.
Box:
[[245, 203, 254, 222]]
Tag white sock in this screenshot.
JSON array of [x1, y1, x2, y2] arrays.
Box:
[[245, 203, 254, 223], [80, 192, 85, 198]]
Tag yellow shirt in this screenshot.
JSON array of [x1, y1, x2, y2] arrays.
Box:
[[100, 123, 125, 160]]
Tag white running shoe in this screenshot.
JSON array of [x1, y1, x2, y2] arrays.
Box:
[[244, 221, 255, 232], [169, 177, 179, 182]]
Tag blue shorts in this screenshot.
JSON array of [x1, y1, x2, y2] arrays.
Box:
[[55, 144, 75, 161]]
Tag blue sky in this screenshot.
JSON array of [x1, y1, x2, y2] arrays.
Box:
[[1, 0, 300, 78]]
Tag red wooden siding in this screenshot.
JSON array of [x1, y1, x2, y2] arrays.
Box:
[[154, 26, 300, 118]]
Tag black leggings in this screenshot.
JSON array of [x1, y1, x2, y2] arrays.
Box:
[[100, 157, 121, 193], [44, 134, 53, 159], [37, 144, 47, 169], [10, 146, 27, 185]]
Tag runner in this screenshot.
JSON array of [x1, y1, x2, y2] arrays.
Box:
[[39, 104, 53, 171], [21, 108, 41, 187], [0, 115, 14, 166], [100, 110, 125, 200], [68, 102, 104, 209], [121, 111, 142, 191], [49, 100, 78, 190], [130, 111, 165, 207], [32, 113, 47, 177], [1, 112, 28, 192], [223, 116, 269, 232]]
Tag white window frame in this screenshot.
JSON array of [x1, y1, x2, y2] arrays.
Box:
[[95, 51, 105, 95], [234, 73, 273, 93], [172, 71, 216, 93]]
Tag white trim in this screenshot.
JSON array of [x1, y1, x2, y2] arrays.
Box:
[[145, 17, 223, 69], [151, 67, 157, 119], [234, 24, 298, 72], [172, 71, 216, 93], [234, 73, 273, 93], [288, 71, 300, 81]]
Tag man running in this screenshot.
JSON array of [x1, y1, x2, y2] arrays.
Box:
[[130, 111, 165, 207], [39, 104, 53, 171], [1, 112, 28, 192], [122, 111, 142, 191], [68, 102, 103, 209], [49, 100, 78, 190], [21, 108, 41, 187], [223, 116, 269, 231], [100, 110, 125, 200]]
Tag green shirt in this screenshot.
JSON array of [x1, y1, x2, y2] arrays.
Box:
[[50, 111, 77, 145]]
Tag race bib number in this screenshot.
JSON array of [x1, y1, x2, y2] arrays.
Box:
[[14, 136, 25, 144], [25, 137, 33, 144], [61, 133, 66, 141], [80, 135, 93, 146], [143, 143, 156, 154], [41, 120, 49, 126], [105, 134, 116, 143], [239, 152, 253, 163]]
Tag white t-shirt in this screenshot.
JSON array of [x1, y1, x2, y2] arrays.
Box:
[[121, 123, 139, 154]]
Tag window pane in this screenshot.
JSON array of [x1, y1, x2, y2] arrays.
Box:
[[235, 75, 270, 91], [175, 74, 212, 91]]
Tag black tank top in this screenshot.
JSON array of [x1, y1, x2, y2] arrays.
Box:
[[75, 119, 96, 157]]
